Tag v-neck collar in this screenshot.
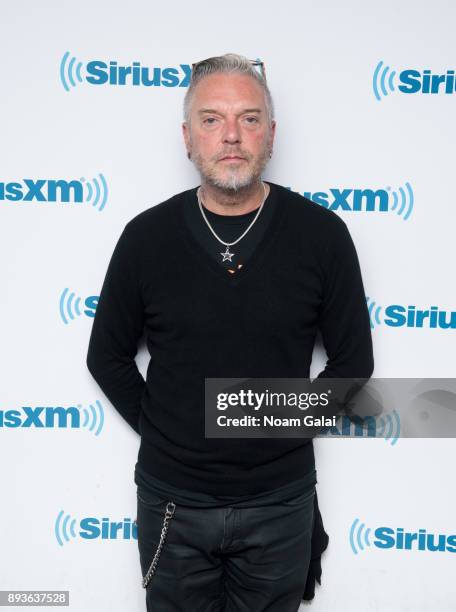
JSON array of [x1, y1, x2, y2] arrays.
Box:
[[177, 181, 286, 286]]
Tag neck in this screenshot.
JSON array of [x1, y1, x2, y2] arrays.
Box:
[[199, 179, 269, 216]]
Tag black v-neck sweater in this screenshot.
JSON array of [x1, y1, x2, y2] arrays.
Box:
[[86, 181, 374, 496], [183, 182, 277, 274]]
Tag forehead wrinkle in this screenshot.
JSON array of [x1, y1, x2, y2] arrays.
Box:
[[197, 107, 263, 116]]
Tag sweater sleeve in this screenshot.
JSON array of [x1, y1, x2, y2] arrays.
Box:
[[316, 216, 374, 380], [86, 221, 146, 435]]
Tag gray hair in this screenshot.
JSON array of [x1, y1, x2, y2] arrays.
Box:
[[183, 53, 275, 127]]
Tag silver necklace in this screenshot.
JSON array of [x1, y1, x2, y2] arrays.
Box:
[[197, 182, 268, 262]]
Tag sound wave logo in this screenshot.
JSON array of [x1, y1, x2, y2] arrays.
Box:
[[365, 300, 456, 330], [60, 51, 84, 91], [376, 410, 400, 445], [54, 513, 138, 545], [366, 297, 383, 328], [373, 61, 456, 98], [55, 510, 78, 546], [349, 518, 372, 554], [59, 288, 84, 325], [79, 400, 104, 436], [373, 60, 397, 100], [0, 402, 104, 433], [294, 182, 414, 219], [0, 174, 108, 208], [59, 51, 191, 90], [386, 182, 414, 220], [318, 410, 400, 444], [81, 173, 108, 211], [350, 520, 456, 554]]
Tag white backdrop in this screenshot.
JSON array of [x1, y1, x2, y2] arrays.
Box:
[[1, 1, 455, 610]]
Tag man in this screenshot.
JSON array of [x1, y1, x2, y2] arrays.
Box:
[[86, 53, 374, 611]]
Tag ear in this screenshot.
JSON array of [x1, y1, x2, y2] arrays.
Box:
[[182, 121, 191, 157], [269, 119, 276, 150]]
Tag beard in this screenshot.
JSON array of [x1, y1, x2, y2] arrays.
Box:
[[191, 145, 271, 193]]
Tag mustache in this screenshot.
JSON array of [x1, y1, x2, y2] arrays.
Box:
[[215, 152, 251, 161]]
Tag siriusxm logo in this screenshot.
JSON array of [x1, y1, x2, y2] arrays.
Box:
[[0, 174, 108, 210], [289, 183, 414, 220], [373, 60, 456, 100], [60, 51, 191, 91], [59, 288, 99, 324], [350, 518, 456, 554], [0, 402, 104, 435], [318, 411, 400, 445], [367, 298, 456, 329], [55, 511, 137, 545]]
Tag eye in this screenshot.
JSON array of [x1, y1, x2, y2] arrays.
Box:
[[203, 117, 218, 125], [245, 116, 259, 123]]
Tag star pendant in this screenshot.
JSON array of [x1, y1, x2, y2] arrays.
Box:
[[220, 246, 235, 262]]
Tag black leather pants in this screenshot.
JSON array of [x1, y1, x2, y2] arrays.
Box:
[[136, 484, 315, 611]]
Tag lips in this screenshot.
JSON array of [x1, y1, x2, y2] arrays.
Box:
[[220, 156, 245, 161]]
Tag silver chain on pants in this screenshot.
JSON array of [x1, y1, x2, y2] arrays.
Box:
[[140, 501, 176, 589]]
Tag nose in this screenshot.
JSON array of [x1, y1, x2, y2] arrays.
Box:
[[222, 116, 241, 145]]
